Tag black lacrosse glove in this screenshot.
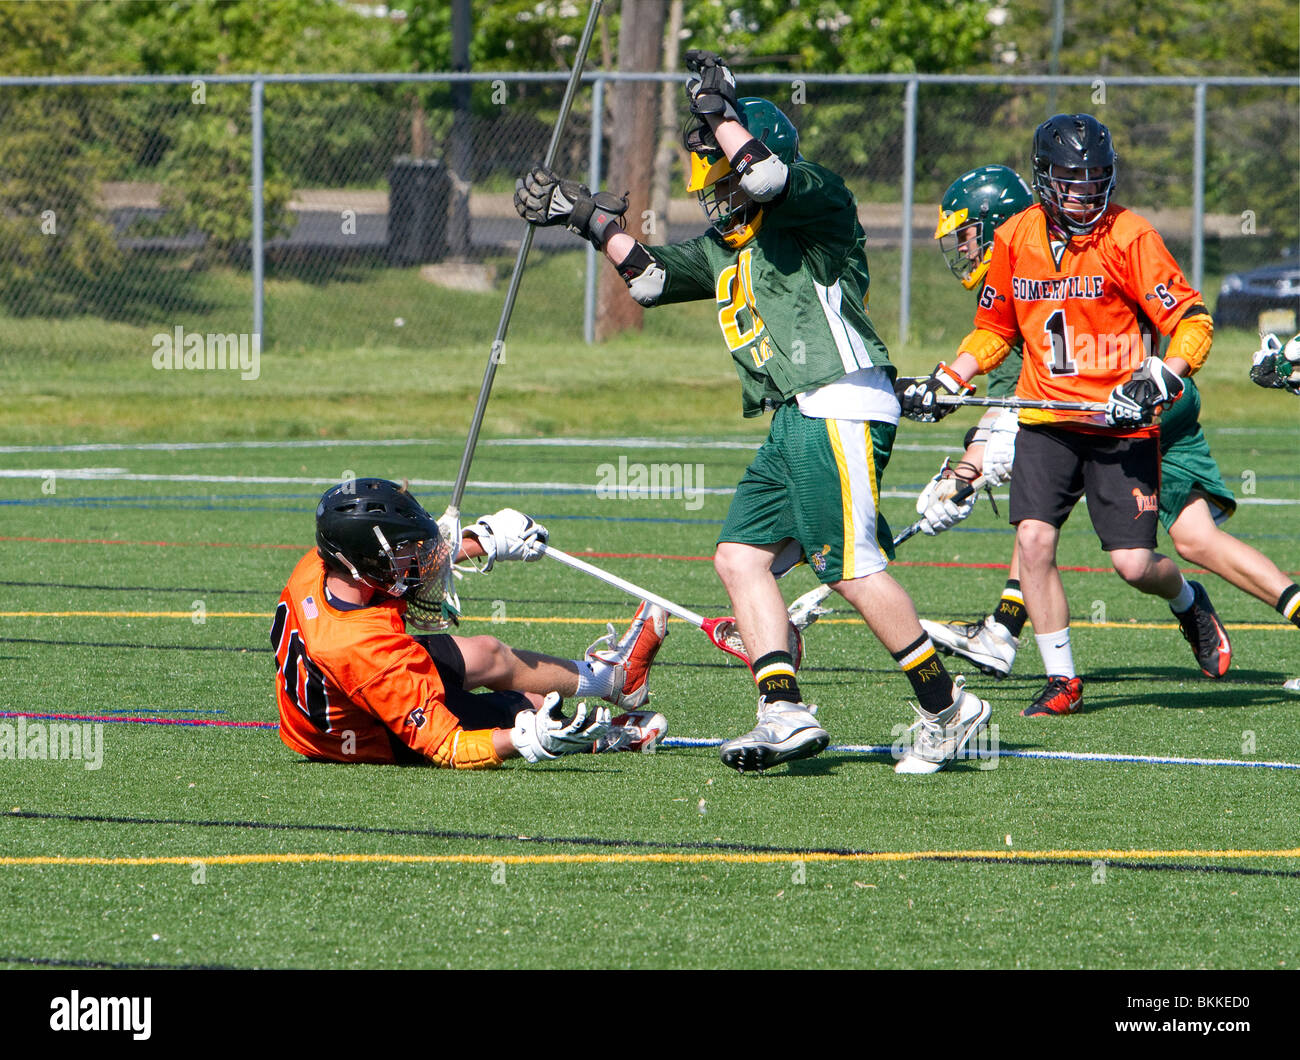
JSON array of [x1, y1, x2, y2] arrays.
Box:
[[1105, 356, 1184, 427], [514, 166, 628, 250], [684, 49, 740, 122], [1250, 334, 1300, 392], [895, 363, 975, 423]]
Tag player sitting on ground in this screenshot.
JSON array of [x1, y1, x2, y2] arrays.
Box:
[[899, 115, 1232, 717], [515, 50, 990, 774], [915, 167, 1300, 696], [272, 478, 668, 767]]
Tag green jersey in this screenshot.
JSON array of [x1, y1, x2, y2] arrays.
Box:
[[648, 161, 893, 417]]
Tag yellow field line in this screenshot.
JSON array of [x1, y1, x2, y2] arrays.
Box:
[[3, 848, 1299, 868], [0, 612, 1292, 632]]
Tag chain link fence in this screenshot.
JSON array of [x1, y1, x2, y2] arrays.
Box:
[[0, 72, 1295, 359]]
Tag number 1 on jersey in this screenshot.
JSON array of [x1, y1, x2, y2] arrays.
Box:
[[1043, 308, 1078, 377]]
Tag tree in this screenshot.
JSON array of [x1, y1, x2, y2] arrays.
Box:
[[597, 0, 664, 339]]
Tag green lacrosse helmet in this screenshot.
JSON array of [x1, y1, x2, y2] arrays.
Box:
[[934, 164, 1034, 289], [684, 97, 799, 248]]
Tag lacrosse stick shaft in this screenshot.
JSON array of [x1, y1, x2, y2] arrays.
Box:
[[541, 545, 708, 628], [893, 476, 986, 547], [446, 0, 603, 518], [934, 394, 1108, 412]]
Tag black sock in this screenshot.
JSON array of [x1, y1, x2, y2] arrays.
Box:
[[891, 634, 955, 715], [992, 579, 1028, 638], [753, 651, 801, 704], [1276, 584, 1300, 629]]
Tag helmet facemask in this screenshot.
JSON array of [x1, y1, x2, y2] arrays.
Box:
[[366, 525, 453, 632], [697, 169, 762, 248], [937, 216, 991, 290], [1036, 163, 1115, 236]]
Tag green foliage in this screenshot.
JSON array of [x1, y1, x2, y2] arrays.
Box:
[[682, 0, 995, 73]]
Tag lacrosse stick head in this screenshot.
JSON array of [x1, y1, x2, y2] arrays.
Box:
[[703, 616, 803, 674]]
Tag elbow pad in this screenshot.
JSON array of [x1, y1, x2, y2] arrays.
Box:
[[447, 728, 503, 770], [732, 138, 788, 202], [959, 328, 1014, 374], [1167, 308, 1213, 375], [616, 243, 666, 306]]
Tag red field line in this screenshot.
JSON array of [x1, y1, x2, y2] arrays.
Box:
[[7, 537, 1289, 578]]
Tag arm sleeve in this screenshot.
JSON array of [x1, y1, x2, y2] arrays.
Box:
[[1124, 228, 1206, 336], [972, 229, 1021, 342], [643, 236, 718, 305], [353, 636, 504, 769]]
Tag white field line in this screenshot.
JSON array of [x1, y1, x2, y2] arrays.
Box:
[[0, 436, 956, 455], [1, 467, 1296, 507], [664, 737, 1300, 771]]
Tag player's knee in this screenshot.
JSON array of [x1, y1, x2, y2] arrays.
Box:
[[1170, 527, 1213, 568], [1015, 522, 1057, 566], [1110, 550, 1152, 584], [460, 634, 514, 686], [714, 543, 760, 585]]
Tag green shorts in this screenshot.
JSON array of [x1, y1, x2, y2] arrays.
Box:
[[718, 403, 896, 583], [1159, 424, 1236, 531]]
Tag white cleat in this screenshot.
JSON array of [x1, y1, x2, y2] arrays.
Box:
[[894, 675, 992, 775], [920, 615, 1018, 679], [587, 601, 669, 710], [719, 697, 829, 773]]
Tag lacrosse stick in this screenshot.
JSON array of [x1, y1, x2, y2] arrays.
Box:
[[892, 476, 987, 547], [437, 0, 603, 616], [542, 545, 808, 671], [934, 394, 1108, 413]]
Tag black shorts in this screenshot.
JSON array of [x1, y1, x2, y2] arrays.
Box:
[[414, 634, 530, 730], [1009, 424, 1161, 551]]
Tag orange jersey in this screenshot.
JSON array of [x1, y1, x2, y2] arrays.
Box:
[[975, 204, 1204, 432], [270, 551, 502, 768]]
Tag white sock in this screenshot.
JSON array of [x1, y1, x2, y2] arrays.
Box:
[[1169, 578, 1195, 613], [575, 659, 617, 699], [1035, 629, 1075, 678]]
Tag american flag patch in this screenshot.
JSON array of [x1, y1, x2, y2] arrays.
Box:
[[303, 596, 318, 619]]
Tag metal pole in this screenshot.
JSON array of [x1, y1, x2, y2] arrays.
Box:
[[584, 75, 605, 345], [1192, 80, 1206, 294], [1049, 0, 1065, 114], [899, 78, 917, 349], [447, 0, 603, 515], [251, 78, 264, 344]]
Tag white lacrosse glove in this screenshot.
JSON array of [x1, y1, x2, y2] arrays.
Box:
[[982, 408, 1019, 486], [463, 508, 549, 572], [916, 465, 978, 536], [510, 693, 611, 763]]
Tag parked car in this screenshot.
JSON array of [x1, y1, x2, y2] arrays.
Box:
[[1215, 248, 1300, 329]]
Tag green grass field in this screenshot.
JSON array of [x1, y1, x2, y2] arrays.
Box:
[[1, 252, 1297, 971]]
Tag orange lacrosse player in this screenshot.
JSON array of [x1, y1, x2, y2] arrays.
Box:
[[272, 478, 668, 767], [898, 113, 1229, 717]]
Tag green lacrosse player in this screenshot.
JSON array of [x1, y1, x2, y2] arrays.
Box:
[[515, 50, 990, 774], [917, 166, 1300, 700]]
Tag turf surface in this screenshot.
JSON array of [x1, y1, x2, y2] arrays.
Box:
[[2, 412, 1298, 969]]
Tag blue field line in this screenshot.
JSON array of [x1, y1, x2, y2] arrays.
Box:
[[100, 707, 226, 715], [662, 736, 1300, 771]]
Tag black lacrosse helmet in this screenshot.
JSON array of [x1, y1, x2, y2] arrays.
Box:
[[1032, 113, 1117, 236], [315, 478, 451, 628]]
